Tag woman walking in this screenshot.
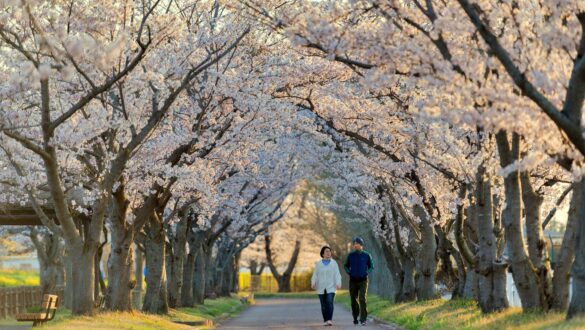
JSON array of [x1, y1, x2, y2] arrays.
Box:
[[311, 246, 342, 326]]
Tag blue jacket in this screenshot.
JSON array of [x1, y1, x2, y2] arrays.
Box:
[[344, 250, 374, 281]]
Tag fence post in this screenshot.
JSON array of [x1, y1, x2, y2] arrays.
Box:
[[11, 290, 16, 316], [0, 290, 5, 319]]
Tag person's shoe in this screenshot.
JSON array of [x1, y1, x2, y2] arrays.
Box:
[[327, 320, 333, 326], [324, 322, 330, 326], [353, 319, 359, 325], [361, 320, 367, 326]]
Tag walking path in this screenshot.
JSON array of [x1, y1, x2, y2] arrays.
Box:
[[217, 298, 400, 330]]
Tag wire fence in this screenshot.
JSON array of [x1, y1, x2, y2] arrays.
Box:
[[239, 272, 312, 292]]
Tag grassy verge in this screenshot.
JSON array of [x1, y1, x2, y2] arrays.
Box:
[[0, 269, 39, 287], [336, 293, 585, 330], [0, 296, 247, 330]]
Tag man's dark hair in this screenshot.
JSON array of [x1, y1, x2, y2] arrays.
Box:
[[320, 246, 332, 258]]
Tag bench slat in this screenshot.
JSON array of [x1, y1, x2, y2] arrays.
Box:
[[42, 295, 59, 303], [41, 300, 58, 309]]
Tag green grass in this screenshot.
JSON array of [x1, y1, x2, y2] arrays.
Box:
[[0, 296, 247, 330], [0, 269, 39, 287], [178, 296, 247, 321], [336, 293, 585, 330]]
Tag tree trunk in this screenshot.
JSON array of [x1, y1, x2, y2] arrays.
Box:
[[105, 185, 134, 311], [521, 173, 553, 311], [193, 244, 208, 304], [413, 205, 437, 301], [249, 260, 266, 276], [568, 179, 585, 318], [134, 245, 144, 309], [551, 180, 581, 310], [64, 248, 73, 309], [219, 261, 232, 297], [380, 208, 412, 303], [450, 244, 467, 299], [463, 267, 478, 299], [105, 231, 133, 310], [70, 242, 97, 315], [142, 218, 169, 314], [169, 218, 189, 308], [181, 227, 198, 307], [31, 229, 65, 296], [400, 254, 416, 302], [181, 251, 195, 305], [397, 225, 417, 302], [232, 252, 241, 293], [461, 203, 479, 300], [380, 238, 405, 302], [475, 167, 508, 313], [496, 131, 542, 310]]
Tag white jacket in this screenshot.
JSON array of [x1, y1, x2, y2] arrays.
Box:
[[311, 259, 342, 294]]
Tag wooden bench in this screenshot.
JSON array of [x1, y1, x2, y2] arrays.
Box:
[[16, 294, 59, 327]]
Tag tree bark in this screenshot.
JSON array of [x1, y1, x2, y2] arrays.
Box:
[[379, 236, 405, 302], [134, 245, 144, 309], [205, 243, 217, 298], [31, 229, 65, 296], [105, 184, 134, 311], [475, 166, 509, 313], [232, 252, 241, 293], [64, 248, 73, 309], [496, 131, 542, 310], [396, 220, 417, 302], [193, 243, 209, 304], [551, 180, 581, 310], [69, 241, 97, 315], [168, 216, 189, 308], [521, 172, 553, 311], [568, 179, 585, 318], [380, 208, 416, 303], [413, 205, 437, 301], [181, 226, 198, 307], [142, 217, 169, 314], [249, 260, 266, 276]]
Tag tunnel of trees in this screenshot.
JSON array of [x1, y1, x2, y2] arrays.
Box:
[[1, 0, 585, 322]]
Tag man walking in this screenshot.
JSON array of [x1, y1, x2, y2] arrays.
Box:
[[344, 237, 374, 326]]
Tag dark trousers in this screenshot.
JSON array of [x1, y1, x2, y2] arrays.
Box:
[[318, 290, 335, 322], [349, 279, 368, 322]]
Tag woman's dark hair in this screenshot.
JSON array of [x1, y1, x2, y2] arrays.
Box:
[[320, 246, 332, 258]]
